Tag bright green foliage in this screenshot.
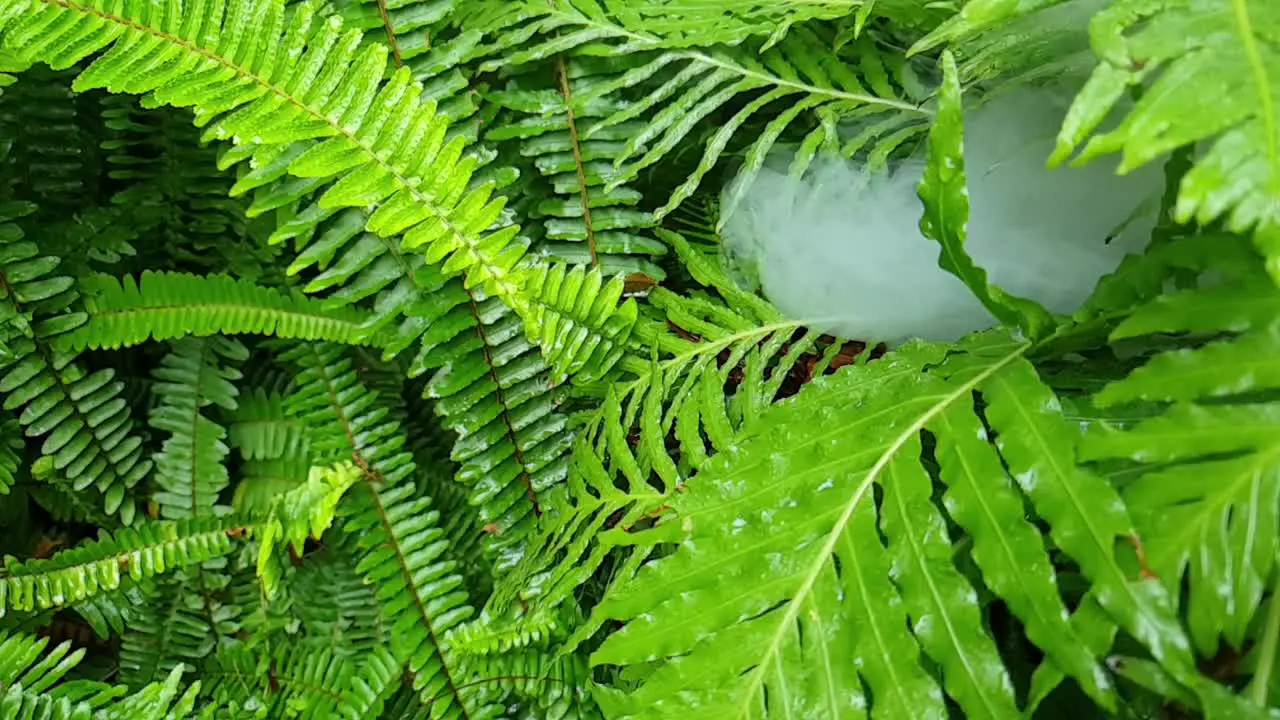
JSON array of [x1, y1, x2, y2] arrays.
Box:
[[66, 272, 379, 350], [0, 0, 1277, 717], [1053, 0, 1280, 241], [255, 461, 362, 594], [0, 517, 248, 618], [0, 630, 202, 719], [588, 338, 1009, 718], [1082, 235, 1280, 665], [516, 263, 640, 383]]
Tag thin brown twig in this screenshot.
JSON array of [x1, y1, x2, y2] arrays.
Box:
[[373, 0, 404, 68], [555, 56, 598, 266]]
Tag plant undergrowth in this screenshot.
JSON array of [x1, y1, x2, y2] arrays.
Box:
[[0, 0, 1276, 718]]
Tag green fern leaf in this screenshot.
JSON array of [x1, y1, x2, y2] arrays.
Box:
[[589, 343, 971, 717], [66, 272, 378, 350], [118, 574, 225, 689], [0, 629, 127, 717], [1081, 255, 1280, 660], [584, 332, 1187, 717], [0, 418, 20, 495], [256, 461, 362, 596], [932, 400, 1114, 706], [150, 336, 246, 520], [200, 644, 399, 719], [515, 263, 639, 384], [285, 341, 501, 716], [228, 385, 309, 464], [0, 517, 249, 618], [1051, 0, 1280, 266], [0, 206, 150, 521]]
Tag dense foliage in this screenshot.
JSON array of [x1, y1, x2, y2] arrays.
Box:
[[0, 0, 1276, 717]]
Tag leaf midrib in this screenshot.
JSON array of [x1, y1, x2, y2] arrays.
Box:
[[39, 0, 520, 300], [733, 342, 1030, 717]]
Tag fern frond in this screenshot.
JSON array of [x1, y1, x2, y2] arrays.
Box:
[[66, 272, 378, 351], [284, 340, 500, 716], [100, 666, 202, 720], [408, 273, 569, 568], [256, 461, 362, 595], [0, 417, 20, 494], [98, 98, 274, 281], [289, 545, 387, 656], [1051, 0, 1280, 259], [0, 0, 534, 379], [1081, 237, 1280, 659], [592, 0, 856, 48], [485, 57, 666, 278], [200, 644, 399, 719], [0, 65, 104, 215], [118, 575, 222, 689], [585, 333, 1225, 717], [228, 384, 308, 463], [475, 7, 930, 223], [16, 0, 522, 292], [0, 204, 150, 521], [0, 629, 128, 717], [0, 517, 249, 618], [515, 263, 639, 384], [150, 336, 245, 520]]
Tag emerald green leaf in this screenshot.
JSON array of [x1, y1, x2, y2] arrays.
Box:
[[982, 359, 1199, 681], [931, 400, 1115, 707], [917, 51, 1055, 340]]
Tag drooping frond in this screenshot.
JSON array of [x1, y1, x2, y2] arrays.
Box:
[[100, 667, 202, 720], [65, 272, 379, 351], [0, 203, 150, 521], [0, 629, 126, 715], [150, 336, 245, 520], [0, 517, 249, 618], [255, 461, 362, 595]]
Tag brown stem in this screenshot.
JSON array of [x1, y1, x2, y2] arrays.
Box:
[[373, 0, 405, 68], [554, 56, 598, 267]]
